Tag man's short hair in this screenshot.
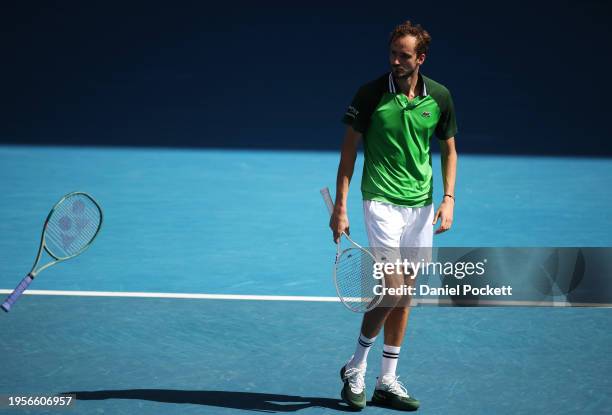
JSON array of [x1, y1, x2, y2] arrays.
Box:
[[389, 21, 432, 57]]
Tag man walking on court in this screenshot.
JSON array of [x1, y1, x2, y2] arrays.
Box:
[[329, 21, 458, 411]]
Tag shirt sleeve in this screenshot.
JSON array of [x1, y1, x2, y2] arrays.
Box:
[[341, 86, 374, 134], [435, 90, 458, 140]]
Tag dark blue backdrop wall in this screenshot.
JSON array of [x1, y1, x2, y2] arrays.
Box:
[[2, 1, 611, 155]]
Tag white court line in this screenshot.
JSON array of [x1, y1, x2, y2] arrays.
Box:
[[416, 298, 612, 308], [0, 289, 611, 307], [0, 289, 339, 302]]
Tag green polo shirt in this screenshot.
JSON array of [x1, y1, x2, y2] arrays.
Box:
[[342, 73, 457, 207]]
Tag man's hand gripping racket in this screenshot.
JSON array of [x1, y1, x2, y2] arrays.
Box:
[[321, 187, 383, 313]]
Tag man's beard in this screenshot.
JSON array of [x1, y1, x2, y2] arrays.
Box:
[[392, 66, 414, 79]]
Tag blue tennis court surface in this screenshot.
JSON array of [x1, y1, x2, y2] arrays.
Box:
[[1, 146, 611, 414]]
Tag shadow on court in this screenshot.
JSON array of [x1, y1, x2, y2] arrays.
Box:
[[65, 389, 356, 412]]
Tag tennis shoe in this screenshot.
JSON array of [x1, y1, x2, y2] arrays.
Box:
[[340, 362, 367, 410], [372, 374, 420, 411]]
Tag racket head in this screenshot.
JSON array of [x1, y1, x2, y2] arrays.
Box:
[[333, 243, 384, 313], [42, 192, 103, 260]]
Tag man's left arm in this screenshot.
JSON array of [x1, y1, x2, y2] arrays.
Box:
[[433, 137, 457, 234]]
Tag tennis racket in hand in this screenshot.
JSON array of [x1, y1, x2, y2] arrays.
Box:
[[1, 192, 103, 312], [320, 187, 383, 313]]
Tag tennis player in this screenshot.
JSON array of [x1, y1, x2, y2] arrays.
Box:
[[330, 21, 458, 411]]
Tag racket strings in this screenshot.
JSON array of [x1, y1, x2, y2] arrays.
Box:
[[336, 247, 381, 311], [45, 194, 102, 258]]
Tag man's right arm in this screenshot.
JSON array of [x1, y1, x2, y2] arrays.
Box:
[[330, 125, 362, 243]]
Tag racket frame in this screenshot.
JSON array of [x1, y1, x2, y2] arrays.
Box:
[[32, 192, 104, 276], [320, 187, 384, 312], [2, 192, 103, 312]]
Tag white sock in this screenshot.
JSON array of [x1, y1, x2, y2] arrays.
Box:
[[348, 333, 376, 368], [380, 344, 401, 379]]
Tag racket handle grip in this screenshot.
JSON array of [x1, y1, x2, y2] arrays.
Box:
[[320, 187, 335, 216], [1, 274, 34, 312]]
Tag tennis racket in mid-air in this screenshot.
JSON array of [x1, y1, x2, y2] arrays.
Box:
[[320, 187, 383, 313], [1, 192, 103, 312]]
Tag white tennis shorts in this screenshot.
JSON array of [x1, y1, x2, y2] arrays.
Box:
[[363, 200, 434, 264]]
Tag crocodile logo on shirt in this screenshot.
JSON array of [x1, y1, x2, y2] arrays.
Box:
[[421, 111, 431, 118]]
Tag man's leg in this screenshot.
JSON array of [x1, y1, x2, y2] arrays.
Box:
[[372, 205, 433, 411], [383, 306, 410, 346], [343, 261, 403, 370], [347, 267, 405, 368], [381, 305, 410, 377], [340, 274, 405, 410], [379, 267, 415, 379], [347, 200, 406, 367], [339, 201, 405, 410], [371, 304, 419, 411]]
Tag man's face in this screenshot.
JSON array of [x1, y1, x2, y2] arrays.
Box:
[[389, 35, 425, 79]]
